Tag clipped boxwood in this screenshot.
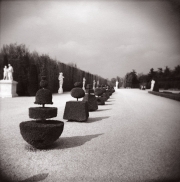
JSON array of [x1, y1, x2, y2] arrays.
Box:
[[74, 82, 83, 88], [71, 88, 85, 99], [63, 101, 89, 122], [29, 107, 57, 119], [86, 88, 94, 94], [96, 97, 105, 105], [86, 84, 92, 89], [34, 88, 53, 105], [95, 88, 103, 97], [20, 120, 64, 149]]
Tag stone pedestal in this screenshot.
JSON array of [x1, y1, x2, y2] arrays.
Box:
[[0, 80, 18, 98]]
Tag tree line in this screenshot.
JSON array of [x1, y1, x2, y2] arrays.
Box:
[[0, 43, 107, 96], [110, 66, 180, 90]]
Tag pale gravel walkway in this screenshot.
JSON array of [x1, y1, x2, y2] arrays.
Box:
[[0, 89, 180, 182]]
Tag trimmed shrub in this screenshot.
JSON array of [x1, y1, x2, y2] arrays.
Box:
[[85, 88, 94, 94], [20, 120, 64, 149], [86, 84, 92, 89], [82, 94, 98, 111], [101, 93, 108, 101], [71, 88, 85, 100], [95, 88, 103, 97], [74, 82, 82, 88], [29, 107, 57, 119], [63, 101, 89, 122], [96, 97, 105, 105], [40, 76, 48, 88], [34, 88, 53, 105]]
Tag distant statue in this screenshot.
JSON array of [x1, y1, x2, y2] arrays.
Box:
[[97, 80, 99, 86], [93, 80, 96, 90], [3, 66, 8, 80], [151, 80, 155, 91], [83, 77, 86, 91], [58, 72, 64, 94], [8, 64, 14, 81], [116, 81, 119, 89]]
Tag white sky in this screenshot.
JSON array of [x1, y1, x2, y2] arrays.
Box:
[[0, 0, 180, 79]]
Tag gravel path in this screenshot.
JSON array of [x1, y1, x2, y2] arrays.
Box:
[[0, 89, 180, 182]]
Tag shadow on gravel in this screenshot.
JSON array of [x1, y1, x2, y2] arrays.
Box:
[[86, 116, 110, 123], [95, 109, 111, 112], [50, 133, 103, 150], [19, 173, 49, 182], [25, 134, 103, 151], [105, 103, 113, 105]]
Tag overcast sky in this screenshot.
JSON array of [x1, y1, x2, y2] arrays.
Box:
[[0, 0, 180, 79]]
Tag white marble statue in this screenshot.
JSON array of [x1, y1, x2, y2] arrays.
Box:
[[151, 79, 155, 91], [93, 80, 96, 90], [58, 72, 64, 94], [3, 66, 8, 80], [0, 64, 18, 97], [97, 80, 99, 86], [115, 81, 119, 89], [8, 64, 14, 81], [83, 77, 86, 91]]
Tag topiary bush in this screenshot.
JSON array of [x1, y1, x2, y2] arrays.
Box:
[[34, 88, 53, 106], [20, 120, 64, 149], [29, 107, 57, 119], [63, 101, 89, 121], [19, 75, 64, 149], [71, 88, 85, 101], [95, 88, 103, 97], [74, 82, 83, 88], [63, 82, 89, 122]]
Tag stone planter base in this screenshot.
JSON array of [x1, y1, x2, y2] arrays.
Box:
[[20, 120, 64, 149], [63, 101, 89, 122], [0, 80, 18, 98], [83, 94, 98, 111]]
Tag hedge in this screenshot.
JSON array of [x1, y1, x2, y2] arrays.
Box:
[[148, 91, 180, 102], [0, 43, 107, 95]]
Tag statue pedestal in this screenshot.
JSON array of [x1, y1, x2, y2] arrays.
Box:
[[0, 80, 18, 98]]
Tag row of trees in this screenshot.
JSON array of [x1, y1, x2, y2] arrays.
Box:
[[121, 66, 180, 89], [0, 43, 107, 96]]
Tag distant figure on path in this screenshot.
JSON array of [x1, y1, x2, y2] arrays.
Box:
[[3, 66, 8, 80], [151, 80, 155, 91], [58, 72, 64, 94], [8, 64, 14, 81]]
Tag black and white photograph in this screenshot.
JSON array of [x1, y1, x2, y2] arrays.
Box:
[[0, 0, 180, 181]]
